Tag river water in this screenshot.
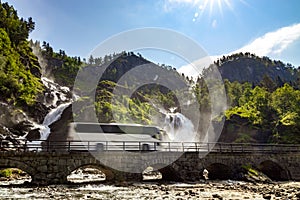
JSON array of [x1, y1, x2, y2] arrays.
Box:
[[0, 180, 299, 199]]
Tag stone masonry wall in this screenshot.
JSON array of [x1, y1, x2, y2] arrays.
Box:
[[0, 151, 299, 185]]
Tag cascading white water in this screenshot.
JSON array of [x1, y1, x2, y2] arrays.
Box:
[[28, 103, 71, 150], [26, 49, 73, 150], [27, 77, 73, 150], [39, 103, 71, 140], [41, 77, 70, 107], [163, 112, 197, 142], [164, 113, 196, 142], [148, 102, 198, 143]]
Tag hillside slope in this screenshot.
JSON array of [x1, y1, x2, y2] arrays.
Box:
[[216, 53, 298, 86]]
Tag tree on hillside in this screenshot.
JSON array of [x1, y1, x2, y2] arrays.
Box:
[[259, 75, 277, 92], [88, 55, 94, 65]]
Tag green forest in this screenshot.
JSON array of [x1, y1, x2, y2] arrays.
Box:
[[1, 1, 300, 144], [0, 2, 42, 106]]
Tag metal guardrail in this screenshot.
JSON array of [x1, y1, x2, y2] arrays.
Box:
[[1, 139, 300, 153]]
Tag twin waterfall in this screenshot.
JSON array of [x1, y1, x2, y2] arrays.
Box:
[[31, 78, 197, 147]]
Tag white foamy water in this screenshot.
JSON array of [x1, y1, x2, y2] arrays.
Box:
[[41, 77, 70, 108], [27, 103, 71, 150], [27, 77, 72, 150], [67, 168, 106, 183], [150, 103, 198, 143], [41, 102, 71, 135], [163, 112, 197, 142], [0, 181, 299, 199]]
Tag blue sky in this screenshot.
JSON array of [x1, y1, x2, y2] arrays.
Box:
[[4, 0, 300, 71]]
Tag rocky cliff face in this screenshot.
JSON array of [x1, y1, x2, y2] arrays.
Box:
[[0, 77, 73, 150], [217, 56, 297, 85]]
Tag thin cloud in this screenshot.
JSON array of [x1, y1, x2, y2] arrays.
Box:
[[178, 23, 300, 77], [237, 23, 300, 56], [177, 56, 215, 79]]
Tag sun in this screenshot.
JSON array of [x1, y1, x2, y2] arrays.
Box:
[[199, 0, 233, 18], [191, 0, 249, 23], [166, 0, 247, 23]]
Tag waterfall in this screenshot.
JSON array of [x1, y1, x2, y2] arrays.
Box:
[[28, 103, 71, 150], [27, 76, 73, 150], [25, 49, 73, 150], [41, 77, 70, 108], [163, 112, 197, 142], [39, 77, 72, 141], [39, 103, 71, 140], [148, 101, 198, 143]]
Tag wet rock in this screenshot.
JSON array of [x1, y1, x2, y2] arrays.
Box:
[[0, 103, 39, 150], [4, 135, 24, 147], [263, 194, 272, 199], [188, 189, 196, 196], [25, 101, 49, 124], [26, 128, 41, 141], [242, 167, 272, 184], [0, 125, 11, 136], [0, 177, 8, 181], [212, 193, 223, 199], [10, 121, 34, 136]]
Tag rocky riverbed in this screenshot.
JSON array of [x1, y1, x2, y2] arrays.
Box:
[[0, 180, 299, 199]]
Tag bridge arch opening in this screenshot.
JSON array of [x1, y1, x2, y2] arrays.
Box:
[[67, 165, 108, 183], [0, 159, 33, 185], [206, 163, 232, 180], [142, 164, 182, 182], [258, 160, 289, 181], [0, 168, 32, 185]]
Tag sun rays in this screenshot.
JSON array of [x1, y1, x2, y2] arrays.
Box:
[[192, 0, 234, 22]]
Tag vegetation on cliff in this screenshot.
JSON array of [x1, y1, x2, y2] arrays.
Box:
[[29, 40, 84, 88], [215, 52, 297, 86], [73, 52, 187, 125], [0, 2, 43, 106], [215, 55, 300, 144]]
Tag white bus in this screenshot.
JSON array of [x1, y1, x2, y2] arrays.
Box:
[[66, 122, 164, 151]]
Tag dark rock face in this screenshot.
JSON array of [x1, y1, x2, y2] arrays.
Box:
[[10, 121, 34, 137], [0, 102, 33, 150], [0, 102, 34, 139], [24, 100, 49, 124], [0, 125, 26, 151], [218, 57, 297, 85], [0, 75, 73, 151], [218, 114, 272, 143], [26, 128, 41, 141]]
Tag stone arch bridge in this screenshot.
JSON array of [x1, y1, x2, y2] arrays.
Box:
[[0, 142, 300, 185]]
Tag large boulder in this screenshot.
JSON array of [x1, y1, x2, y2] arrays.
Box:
[[26, 128, 41, 141]]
